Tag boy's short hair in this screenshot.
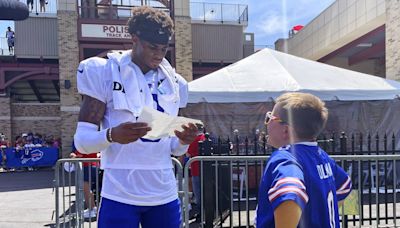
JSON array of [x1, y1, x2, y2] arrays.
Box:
[[276, 92, 328, 139], [127, 6, 174, 45]]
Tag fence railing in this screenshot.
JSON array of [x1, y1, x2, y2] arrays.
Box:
[[0, 37, 12, 56], [206, 132, 400, 156], [77, 0, 170, 19], [26, 0, 57, 15], [54, 157, 183, 228], [54, 131, 400, 227], [190, 2, 248, 24], [183, 154, 400, 228]]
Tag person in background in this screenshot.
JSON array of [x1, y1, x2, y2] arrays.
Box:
[[256, 92, 352, 228], [24, 135, 35, 148], [5, 27, 15, 55], [33, 133, 43, 146], [43, 135, 55, 147], [53, 137, 61, 148], [0, 133, 9, 148], [26, 0, 33, 11], [70, 140, 100, 219], [15, 134, 27, 149], [0, 134, 9, 170], [185, 127, 205, 221], [39, 0, 46, 12]]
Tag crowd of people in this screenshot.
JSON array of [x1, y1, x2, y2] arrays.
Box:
[[0, 132, 60, 171], [0, 132, 61, 149]]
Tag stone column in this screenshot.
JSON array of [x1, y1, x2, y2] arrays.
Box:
[[0, 97, 12, 140], [174, 0, 193, 82], [386, 0, 400, 81], [58, 1, 81, 157]]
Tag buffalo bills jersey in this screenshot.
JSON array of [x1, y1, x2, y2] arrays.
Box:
[[256, 142, 352, 228]]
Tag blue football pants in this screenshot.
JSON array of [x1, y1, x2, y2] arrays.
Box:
[[98, 197, 181, 228]]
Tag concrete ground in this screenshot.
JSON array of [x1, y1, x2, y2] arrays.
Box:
[[0, 169, 56, 228], [2, 168, 400, 228]]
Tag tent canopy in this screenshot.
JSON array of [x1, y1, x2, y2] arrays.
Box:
[[0, 0, 29, 21], [188, 48, 400, 103]]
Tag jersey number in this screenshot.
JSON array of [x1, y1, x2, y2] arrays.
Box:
[[327, 191, 335, 228]]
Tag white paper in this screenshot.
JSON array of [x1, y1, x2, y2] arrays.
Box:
[[137, 107, 203, 140]]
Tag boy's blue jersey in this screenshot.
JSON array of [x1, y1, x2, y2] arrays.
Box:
[[256, 143, 352, 228]]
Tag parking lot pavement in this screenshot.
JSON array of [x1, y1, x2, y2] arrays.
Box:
[[0, 169, 56, 228]]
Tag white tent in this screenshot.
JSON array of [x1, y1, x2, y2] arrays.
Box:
[[181, 48, 400, 142], [188, 48, 400, 103]]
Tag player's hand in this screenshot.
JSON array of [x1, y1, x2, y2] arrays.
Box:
[[111, 122, 151, 144], [174, 123, 198, 145]]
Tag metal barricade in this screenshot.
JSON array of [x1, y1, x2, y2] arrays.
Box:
[[54, 157, 184, 228], [54, 158, 101, 228], [182, 155, 400, 228]]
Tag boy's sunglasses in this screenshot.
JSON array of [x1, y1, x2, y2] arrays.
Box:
[[264, 111, 287, 125]]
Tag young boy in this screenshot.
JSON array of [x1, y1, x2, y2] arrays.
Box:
[[256, 92, 352, 228]]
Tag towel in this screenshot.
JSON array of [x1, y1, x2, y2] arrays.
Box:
[[107, 50, 181, 117]]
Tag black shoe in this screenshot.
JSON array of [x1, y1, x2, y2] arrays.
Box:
[[195, 214, 201, 223], [189, 211, 198, 220]]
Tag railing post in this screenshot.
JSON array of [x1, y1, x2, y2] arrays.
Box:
[[340, 132, 347, 155], [199, 133, 212, 156], [261, 131, 267, 155], [199, 133, 214, 227], [203, 2, 206, 22], [220, 3, 223, 23], [339, 132, 348, 227], [331, 132, 336, 154]]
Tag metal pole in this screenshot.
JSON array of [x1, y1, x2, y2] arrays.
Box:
[[55, 161, 60, 228], [183, 161, 190, 228], [394, 159, 397, 226], [358, 160, 362, 228]]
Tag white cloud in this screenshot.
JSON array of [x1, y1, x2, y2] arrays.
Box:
[[246, 0, 335, 45], [190, 0, 335, 45], [257, 11, 290, 36]]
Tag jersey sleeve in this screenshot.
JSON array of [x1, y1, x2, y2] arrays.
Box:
[[76, 57, 108, 103], [330, 158, 352, 201], [267, 151, 309, 211], [175, 72, 188, 108], [170, 137, 189, 156]]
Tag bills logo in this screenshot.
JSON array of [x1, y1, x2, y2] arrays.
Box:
[[21, 149, 44, 164]]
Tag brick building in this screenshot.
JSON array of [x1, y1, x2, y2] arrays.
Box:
[[0, 0, 253, 156], [275, 0, 400, 81]]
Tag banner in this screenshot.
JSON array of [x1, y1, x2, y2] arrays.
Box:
[[5, 147, 59, 168]]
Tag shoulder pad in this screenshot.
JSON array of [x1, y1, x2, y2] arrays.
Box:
[[80, 56, 108, 68]]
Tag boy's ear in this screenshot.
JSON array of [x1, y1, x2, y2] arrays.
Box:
[[283, 125, 291, 140], [283, 125, 289, 133]]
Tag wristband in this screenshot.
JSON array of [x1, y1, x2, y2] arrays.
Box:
[[107, 128, 113, 143]]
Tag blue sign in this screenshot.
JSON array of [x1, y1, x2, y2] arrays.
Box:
[[5, 147, 59, 168]]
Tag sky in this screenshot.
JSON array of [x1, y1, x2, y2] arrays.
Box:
[[193, 0, 336, 47], [0, 0, 336, 47]]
